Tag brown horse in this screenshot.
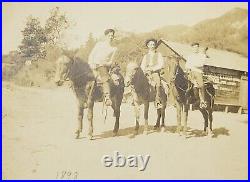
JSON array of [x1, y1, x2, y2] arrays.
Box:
[[54, 55, 124, 139], [170, 60, 215, 136], [124, 62, 168, 135]]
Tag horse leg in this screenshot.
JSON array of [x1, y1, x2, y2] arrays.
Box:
[[143, 102, 149, 135], [113, 106, 120, 137], [209, 109, 213, 131], [182, 105, 188, 136], [111, 98, 119, 136], [87, 102, 94, 140], [75, 105, 84, 139], [207, 108, 213, 136], [176, 102, 182, 134], [154, 109, 161, 129], [200, 109, 209, 135], [133, 103, 140, 135], [161, 105, 166, 128]]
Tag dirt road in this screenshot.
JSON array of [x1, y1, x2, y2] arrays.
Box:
[[2, 82, 248, 179]]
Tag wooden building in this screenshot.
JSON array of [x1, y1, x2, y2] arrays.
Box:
[[157, 41, 248, 113]]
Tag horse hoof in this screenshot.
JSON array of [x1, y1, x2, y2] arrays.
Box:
[[153, 125, 160, 130], [112, 132, 118, 137], [143, 130, 149, 135], [176, 128, 181, 134], [87, 134, 93, 140], [183, 127, 187, 135], [134, 130, 139, 136], [135, 125, 139, 132], [161, 125, 166, 132], [75, 130, 80, 139], [207, 129, 213, 137]]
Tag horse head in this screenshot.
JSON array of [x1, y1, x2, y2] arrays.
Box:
[[124, 62, 140, 87], [54, 55, 74, 86]]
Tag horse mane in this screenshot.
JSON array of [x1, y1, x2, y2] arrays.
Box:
[[69, 58, 95, 85]]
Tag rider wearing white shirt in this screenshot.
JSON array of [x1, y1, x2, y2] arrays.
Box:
[[140, 39, 165, 108], [89, 41, 117, 69], [88, 29, 117, 106], [186, 51, 206, 73], [185, 42, 207, 108]]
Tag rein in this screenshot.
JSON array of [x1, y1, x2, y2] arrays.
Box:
[[172, 65, 189, 93]]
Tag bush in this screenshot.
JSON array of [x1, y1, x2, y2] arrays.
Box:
[[13, 59, 57, 88]]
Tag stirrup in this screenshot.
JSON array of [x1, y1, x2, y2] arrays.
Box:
[[200, 101, 207, 109], [155, 101, 162, 109], [104, 95, 112, 106], [83, 102, 88, 109]]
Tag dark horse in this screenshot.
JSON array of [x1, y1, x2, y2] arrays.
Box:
[[124, 62, 168, 135], [54, 55, 124, 139], [170, 61, 215, 136]]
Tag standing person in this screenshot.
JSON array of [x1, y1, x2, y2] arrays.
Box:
[[185, 42, 207, 108], [88, 29, 117, 106], [141, 39, 165, 108]]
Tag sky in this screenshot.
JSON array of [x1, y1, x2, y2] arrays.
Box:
[[2, 2, 248, 54]]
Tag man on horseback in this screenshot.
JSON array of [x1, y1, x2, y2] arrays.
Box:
[[88, 29, 117, 106], [186, 42, 207, 108], [141, 39, 165, 108]]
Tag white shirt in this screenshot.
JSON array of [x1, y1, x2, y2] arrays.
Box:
[[140, 51, 165, 72], [185, 52, 206, 73], [88, 41, 117, 69]]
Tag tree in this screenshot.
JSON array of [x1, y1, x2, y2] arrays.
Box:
[[45, 7, 70, 45], [19, 16, 47, 60], [84, 33, 96, 58], [75, 33, 96, 61]]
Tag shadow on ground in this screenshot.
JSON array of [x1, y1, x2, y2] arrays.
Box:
[[91, 124, 230, 140], [186, 127, 230, 139]]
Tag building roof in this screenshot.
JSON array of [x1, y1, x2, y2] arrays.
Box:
[[160, 41, 248, 72]]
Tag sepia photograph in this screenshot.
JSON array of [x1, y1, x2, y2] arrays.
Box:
[[2, 2, 248, 179]]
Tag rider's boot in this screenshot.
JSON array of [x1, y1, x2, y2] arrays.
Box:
[[155, 85, 162, 109], [103, 80, 112, 106], [199, 87, 207, 109]]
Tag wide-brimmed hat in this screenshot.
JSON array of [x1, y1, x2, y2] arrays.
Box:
[[145, 38, 158, 48], [104, 29, 115, 35]]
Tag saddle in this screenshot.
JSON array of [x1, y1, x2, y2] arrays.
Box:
[[88, 65, 122, 103], [94, 64, 121, 86], [145, 70, 169, 96], [173, 67, 215, 106]]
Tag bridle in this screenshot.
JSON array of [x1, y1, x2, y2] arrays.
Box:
[[124, 67, 138, 88], [64, 59, 74, 81], [171, 65, 191, 93]]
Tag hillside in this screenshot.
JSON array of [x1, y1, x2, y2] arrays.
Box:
[[151, 8, 248, 56], [2, 7, 248, 88]]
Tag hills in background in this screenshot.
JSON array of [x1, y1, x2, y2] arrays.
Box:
[[2, 7, 248, 87], [115, 7, 248, 57], [147, 7, 248, 56]]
